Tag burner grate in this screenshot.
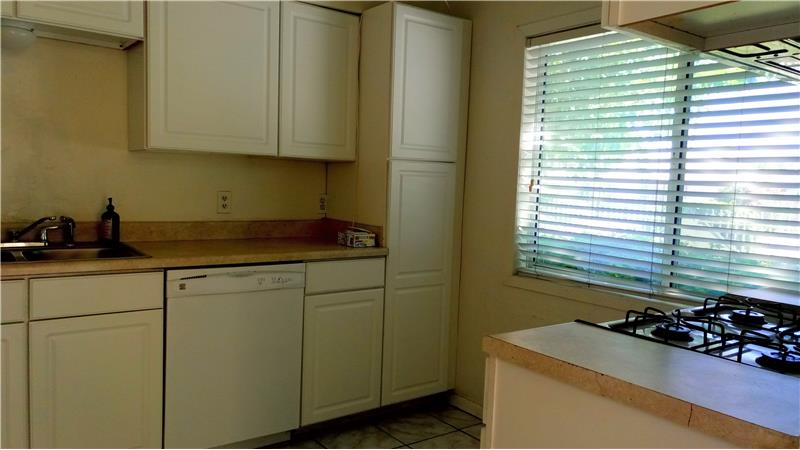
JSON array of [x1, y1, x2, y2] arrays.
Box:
[[583, 292, 800, 376]]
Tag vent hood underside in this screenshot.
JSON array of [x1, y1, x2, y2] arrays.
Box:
[[711, 37, 800, 82], [616, 1, 800, 82]]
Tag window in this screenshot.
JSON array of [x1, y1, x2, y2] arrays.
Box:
[[515, 31, 800, 301]]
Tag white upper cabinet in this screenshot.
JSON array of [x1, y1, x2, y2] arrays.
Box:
[[132, 1, 280, 155], [279, 2, 359, 161], [390, 5, 470, 162], [15, 1, 143, 38]]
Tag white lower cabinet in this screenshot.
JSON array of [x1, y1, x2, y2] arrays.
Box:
[[302, 288, 384, 425], [26, 272, 164, 449], [302, 258, 385, 425], [29, 310, 163, 449], [1, 279, 28, 450], [382, 161, 455, 405], [1, 323, 28, 449]]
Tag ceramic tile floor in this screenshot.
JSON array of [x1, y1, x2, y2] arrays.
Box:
[[268, 403, 482, 449]]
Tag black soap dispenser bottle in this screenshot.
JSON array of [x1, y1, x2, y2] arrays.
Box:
[[101, 197, 120, 243]]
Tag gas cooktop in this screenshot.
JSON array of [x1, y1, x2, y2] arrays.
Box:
[[579, 293, 800, 376]]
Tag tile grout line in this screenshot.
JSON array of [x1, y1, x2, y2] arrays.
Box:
[[457, 429, 480, 442], [389, 429, 468, 447], [308, 404, 481, 449], [375, 409, 482, 447], [375, 414, 457, 447]]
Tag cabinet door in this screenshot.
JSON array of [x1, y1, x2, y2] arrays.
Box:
[[16, 1, 143, 38], [29, 310, 163, 449], [390, 5, 470, 162], [279, 2, 359, 161], [1, 324, 28, 449], [383, 161, 455, 405], [148, 1, 279, 155], [302, 289, 384, 425]]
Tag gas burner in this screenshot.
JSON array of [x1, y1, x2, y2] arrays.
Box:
[[729, 309, 766, 326], [651, 322, 694, 341], [778, 327, 800, 345], [755, 350, 800, 374], [587, 292, 800, 376]]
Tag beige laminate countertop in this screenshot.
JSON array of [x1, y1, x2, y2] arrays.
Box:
[[484, 323, 800, 448], [0, 238, 388, 278]]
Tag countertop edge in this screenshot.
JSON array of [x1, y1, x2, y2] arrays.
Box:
[[0, 241, 389, 278], [482, 334, 800, 449]]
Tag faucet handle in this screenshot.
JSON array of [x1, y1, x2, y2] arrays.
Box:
[[59, 216, 76, 246], [39, 225, 62, 245]]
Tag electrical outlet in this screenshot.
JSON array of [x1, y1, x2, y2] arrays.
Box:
[[217, 191, 232, 214], [318, 193, 328, 215]]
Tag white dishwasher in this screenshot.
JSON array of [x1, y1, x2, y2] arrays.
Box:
[[164, 264, 305, 449]]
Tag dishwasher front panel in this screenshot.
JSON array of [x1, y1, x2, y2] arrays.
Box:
[[164, 287, 303, 448]]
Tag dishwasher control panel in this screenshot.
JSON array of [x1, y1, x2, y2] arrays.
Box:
[[166, 264, 306, 297]]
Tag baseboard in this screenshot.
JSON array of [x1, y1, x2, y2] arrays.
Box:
[[449, 393, 483, 419]]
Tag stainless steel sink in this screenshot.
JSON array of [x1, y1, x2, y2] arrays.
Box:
[[2, 243, 148, 263]]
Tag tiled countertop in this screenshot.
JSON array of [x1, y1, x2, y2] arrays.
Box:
[[0, 238, 388, 278], [484, 322, 800, 448]]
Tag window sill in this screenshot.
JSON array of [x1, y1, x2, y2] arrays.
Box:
[[503, 274, 689, 313]]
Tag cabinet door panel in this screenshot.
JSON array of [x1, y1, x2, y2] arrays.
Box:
[[280, 2, 359, 160], [29, 310, 163, 449], [383, 161, 454, 405], [387, 161, 455, 289], [148, 1, 279, 155], [1, 324, 28, 449], [302, 289, 384, 425], [391, 5, 468, 162], [384, 285, 448, 397], [17, 1, 143, 38]]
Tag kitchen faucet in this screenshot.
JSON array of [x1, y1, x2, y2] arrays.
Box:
[[7, 216, 76, 246]]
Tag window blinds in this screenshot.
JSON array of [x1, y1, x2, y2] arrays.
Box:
[[516, 31, 800, 300]]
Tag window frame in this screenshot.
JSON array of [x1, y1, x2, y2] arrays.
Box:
[[512, 29, 800, 303]]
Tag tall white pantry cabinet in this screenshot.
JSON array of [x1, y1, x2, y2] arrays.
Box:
[[329, 3, 471, 406]]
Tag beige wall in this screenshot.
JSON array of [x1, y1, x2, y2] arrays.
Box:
[[1, 38, 325, 222], [447, 1, 689, 407]]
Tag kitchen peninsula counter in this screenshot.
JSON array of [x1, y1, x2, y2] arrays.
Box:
[[483, 322, 800, 448], [1, 238, 387, 278]]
